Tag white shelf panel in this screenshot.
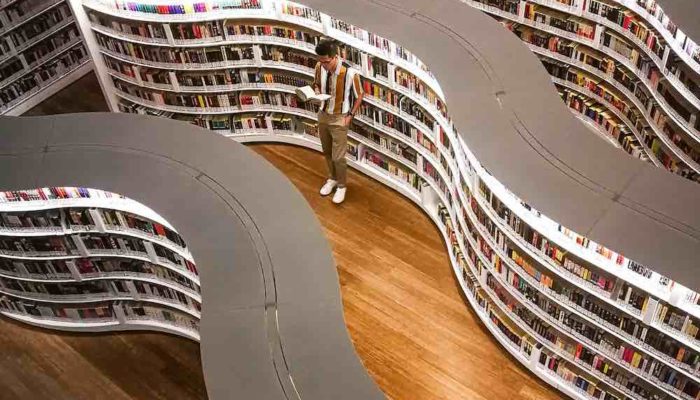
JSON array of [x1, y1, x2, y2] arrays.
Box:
[[0, 310, 200, 340]]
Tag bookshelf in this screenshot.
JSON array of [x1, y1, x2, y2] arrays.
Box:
[[62, 0, 700, 398], [0, 186, 201, 340], [464, 0, 700, 184], [0, 0, 93, 115]]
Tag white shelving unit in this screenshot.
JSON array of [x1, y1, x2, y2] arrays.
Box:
[[0, 0, 93, 115], [26, 0, 700, 397], [0, 187, 201, 339]]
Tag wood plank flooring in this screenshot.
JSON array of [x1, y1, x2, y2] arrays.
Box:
[[2, 73, 565, 399], [0, 317, 207, 400]]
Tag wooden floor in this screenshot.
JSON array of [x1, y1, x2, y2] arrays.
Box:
[[0, 318, 206, 400], [1, 72, 565, 399]]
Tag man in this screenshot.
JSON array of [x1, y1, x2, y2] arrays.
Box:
[[312, 38, 364, 205]]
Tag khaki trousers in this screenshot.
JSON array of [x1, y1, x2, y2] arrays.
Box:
[[318, 111, 348, 187]]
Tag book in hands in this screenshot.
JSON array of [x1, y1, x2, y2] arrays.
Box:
[[295, 86, 331, 103]]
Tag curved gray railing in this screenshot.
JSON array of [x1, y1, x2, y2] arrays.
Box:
[[297, 0, 700, 289], [0, 113, 384, 400]]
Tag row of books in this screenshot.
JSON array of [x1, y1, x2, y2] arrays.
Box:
[[6, 5, 71, 48], [358, 104, 423, 142], [0, 210, 62, 230], [0, 256, 199, 292], [108, 0, 262, 15], [656, 305, 700, 342], [0, 275, 198, 312], [119, 301, 200, 333], [259, 44, 316, 68], [394, 68, 440, 110], [0, 45, 88, 112], [81, 233, 147, 254], [101, 208, 187, 249], [560, 88, 650, 161], [97, 32, 253, 64], [513, 0, 694, 114], [172, 21, 223, 40], [0, 187, 122, 203], [111, 279, 200, 310], [525, 4, 596, 39], [351, 122, 418, 166], [0, 207, 146, 245], [88, 12, 166, 40], [0, 226, 195, 276], [225, 24, 318, 46], [278, 2, 321, 23], [0, 234, 77, 254], [362, 148, 421, 191]]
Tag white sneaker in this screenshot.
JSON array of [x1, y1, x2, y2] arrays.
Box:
[[320, 179, 337, 196], [332, 187, 346, 204]]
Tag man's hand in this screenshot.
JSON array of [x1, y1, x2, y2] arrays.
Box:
[[343, 115, 353, 127]]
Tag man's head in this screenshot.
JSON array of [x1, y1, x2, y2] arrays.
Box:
[[316, 39, 338, 72]]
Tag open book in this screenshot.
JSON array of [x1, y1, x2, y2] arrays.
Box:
[[295, 86, 331, 103]]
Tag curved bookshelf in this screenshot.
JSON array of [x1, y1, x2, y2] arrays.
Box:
[[63, 0, 700, 398], [0, 186, 201, 339]]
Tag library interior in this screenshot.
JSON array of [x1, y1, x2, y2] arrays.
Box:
[[1, 0, 700, 399]]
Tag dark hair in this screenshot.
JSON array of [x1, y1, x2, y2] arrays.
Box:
[[315, 38, 337, 57]]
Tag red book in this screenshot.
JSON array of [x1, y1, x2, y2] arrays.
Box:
[[623, 15, 632, 30], [153, 223, 166, 237]]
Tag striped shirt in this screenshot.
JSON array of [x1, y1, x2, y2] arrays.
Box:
[[313, 60, 363, 114]]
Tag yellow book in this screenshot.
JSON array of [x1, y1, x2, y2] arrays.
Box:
[[632, 352, 641, 368]]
